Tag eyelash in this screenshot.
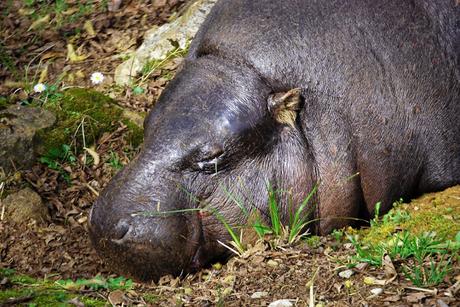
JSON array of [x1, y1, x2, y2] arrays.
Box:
[[197, 157, 222, 173]]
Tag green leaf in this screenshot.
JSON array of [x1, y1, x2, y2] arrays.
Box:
[[132, 86, 144, 95]]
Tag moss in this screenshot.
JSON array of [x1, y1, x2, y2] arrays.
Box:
[[79, 296, 107, 306], [0, 288, 71, 305], [0, 287, 108, 306], [36, 88, 143, 155], [0, 288, 36, 303], [0, 270, 109, 306], [358, 185, 460, 246], [123, 119, 144, 148], [0, 96, 8, 110], [10, 274, 38, 285], [143, 293, 160, 303]]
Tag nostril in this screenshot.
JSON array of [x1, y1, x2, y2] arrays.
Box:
[[112, 219, 131, 242]]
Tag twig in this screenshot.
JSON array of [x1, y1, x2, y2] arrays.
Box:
[[404, 286, 437, 295], [85, 183, 99, 197], [24, 43, 55, 85], [0, 182, 5, 221], [2, 295, 34, 305], [307, 267, 319, 307], [217, 240, 242, 257]]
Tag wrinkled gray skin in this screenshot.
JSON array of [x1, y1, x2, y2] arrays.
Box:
[[89, 0, 460, 281]]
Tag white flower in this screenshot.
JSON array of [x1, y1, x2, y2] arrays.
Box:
[[90, 72, 105, 84], [33, 83, 46, 93]]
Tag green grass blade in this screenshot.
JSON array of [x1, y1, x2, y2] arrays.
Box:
[[267, 183, 282, 236], [289, 185, 317, 243]]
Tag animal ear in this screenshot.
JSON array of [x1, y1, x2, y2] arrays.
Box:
[[267, 88, 302, 127]]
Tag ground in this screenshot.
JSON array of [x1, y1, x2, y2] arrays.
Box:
[[0, 1, 459, 306]]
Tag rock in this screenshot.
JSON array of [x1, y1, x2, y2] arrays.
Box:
[[267, 259, 279, 267], [0, 105, 55, 173], [370, 288, 383, 296], [251, 291, 268, 299], [268, 299, 294, 307], [108, 0, 122, 11], [338, 269, 354, 279], [437, 299, 449, 307], [114, 0, 218, 85], [122, 110, 145, 128], [3, 187, 49, 224]]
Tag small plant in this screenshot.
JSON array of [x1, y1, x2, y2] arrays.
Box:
[[348, 227, 459, 287], [402, 255, 452, 287], [35, 83, 63, 106], [108, 151, 123, 170], [39, 144, 77, 183], [218, 183, 318, 252], [332, 229, 344, 242], [305, 235, 321, 248], [287, 185, 317, 243], [137, 39, 191, 87], [267, 183, 283, 237], [214, 210, 246, 256], [39, 144, 77, 170]]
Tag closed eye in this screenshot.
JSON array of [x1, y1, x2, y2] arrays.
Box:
[[197, 153, 225, 174], [198, 158, 219, 172]]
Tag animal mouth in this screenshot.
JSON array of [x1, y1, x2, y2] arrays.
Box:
[[188, 213, 207, 271], [190, 245, 207, 271]]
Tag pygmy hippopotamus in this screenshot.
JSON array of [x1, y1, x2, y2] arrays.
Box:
[[89, 0, 460, 281]]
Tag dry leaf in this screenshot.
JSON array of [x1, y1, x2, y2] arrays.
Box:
[[363, 276, 387, 286], [84, 147, 100, 166], [41, 52, 61, 61], [383, 295, 401, 302], [19, 8, 35, 16], [28, 14, 50, 31], [62, 8, 79, 16], [66, 44, 88, 63], [84, 20, 96, 37], [382, 254, 397, 283], [405, 292, 426, 303], [38, 66, 48, 83], [108, 290, 125, 305]]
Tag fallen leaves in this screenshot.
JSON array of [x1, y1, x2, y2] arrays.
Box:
[[66, 44, 88, 63], [28, 14, 50, 31], [83, 147, 100, 167]]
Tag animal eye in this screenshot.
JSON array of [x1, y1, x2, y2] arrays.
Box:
[[197, 149, 224, 173], [197, 157, 220, 173], [195, 144, 224, 173]]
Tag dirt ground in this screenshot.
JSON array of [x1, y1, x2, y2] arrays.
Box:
[[0, 1, 459, 306]]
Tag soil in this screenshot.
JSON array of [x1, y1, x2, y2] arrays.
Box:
[[0, 1, 459, 306]]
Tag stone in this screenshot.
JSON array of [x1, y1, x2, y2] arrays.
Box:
[[268, 299, 294, 307], [114, 0, 218, 85], [251, 291, 268, 299], [0, 105, 55, 173], [3, 187, 49, 224]]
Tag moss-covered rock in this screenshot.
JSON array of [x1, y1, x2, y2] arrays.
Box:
[[36, 88, 143, 155]]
